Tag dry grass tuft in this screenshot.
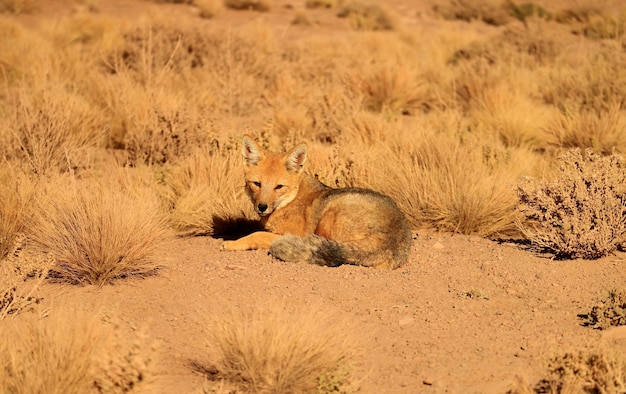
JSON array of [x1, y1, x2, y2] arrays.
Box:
[[29, 178, 170, 286], [0, 308, 156, 393], [195, 0, 223, 18], [511, 344, 626, 394], [517, 149, 626, 259], [545, 102, 626, 154], [200, 303, 358, 393], [163, 147, 256, 236], [8, 88, 102, 176], [224, 0, 270, 12], [434, 0, 512, 26], [305, 0, 336, 9], [0, 166, 35, 260], [337, 1, 398, 31], [579, 289, 626, 330], [0, 0, 39, 14], [0, 235, 52, 321], [366, 125, 526, 237]]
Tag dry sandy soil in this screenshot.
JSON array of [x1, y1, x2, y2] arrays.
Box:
[[18, 0, 626, 393]]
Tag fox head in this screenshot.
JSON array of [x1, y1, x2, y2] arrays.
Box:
[[241, 135, 307, 217]]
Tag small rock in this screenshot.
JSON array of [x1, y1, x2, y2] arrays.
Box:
[[399, 316, 415, 326], [225, 264, 246, 270], [432, 241, 445, 250]]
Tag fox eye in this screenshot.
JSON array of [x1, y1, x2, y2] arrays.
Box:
[[253, 181, 261, 187], [275, 184, 284, 190]]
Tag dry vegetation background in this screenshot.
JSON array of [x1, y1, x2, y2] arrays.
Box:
[[1, 0, 626, 392]]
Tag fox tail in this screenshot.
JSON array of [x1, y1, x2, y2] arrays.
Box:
[[269, 234, 405, 269]]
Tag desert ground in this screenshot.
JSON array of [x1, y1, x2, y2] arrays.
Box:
[[2, 0, 626, 393]]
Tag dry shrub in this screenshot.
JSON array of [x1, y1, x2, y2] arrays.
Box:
[[194, 0, 224, 18], [0, 16, 51, 84], [121, 89, 211, 166], [29, 178, 170, 286], [200, 303, 358, 393], [517, 149, 626, 259], [541, 47, 626, 114], [433, 0, 512, 26], [0, 308, 156, 393], [555, 2, 626, 40], [545, 102, 626, 154], [512, 345, 626, 394], [163, 147, 256, 236], [337, 1, 398, 31], [0, 236, 52, 321], [224, 0, 270, 12], [355, 61, 429, 115], [365, 123, 526, 237], [0, 0, 39, 14], [580, 289, 626, 330], [8, 88, 102, 176], [305, 0, 335, 9], [471, 83, 552, 149], [0, 166, 35, 260]]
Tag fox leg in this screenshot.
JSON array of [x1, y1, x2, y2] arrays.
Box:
[[221, 231, 281, 251]]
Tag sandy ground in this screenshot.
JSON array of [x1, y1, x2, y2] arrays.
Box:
[[41, 232, 626, 393], [18, 0, 626, 392]]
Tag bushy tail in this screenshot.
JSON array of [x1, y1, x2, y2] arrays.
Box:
[[269, 234, 404, 269]]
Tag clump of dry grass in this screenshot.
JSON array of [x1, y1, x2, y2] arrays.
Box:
[[194, 0, 223, 18], [29, 178, 170, 286], [554, 2, 626, 40], [545, 102, 626, 154], [0, 0, 39, 14], [0, 166, 35, 260], [433, 0, 512, 26], [224, 0, 270, 12], [579, 289, 626, 330], [365, 123, 528, 237], [0, 308, 156, 393], [0, 235, 52, 321], [199, 303, 358, 393], [337, 1, 398, 31], [8, 88, 102, 176], [163, 146, 256, 236], [512, 345, 626, 394], [517, 149, 626, 259], [305, 0, 336, 9], [355, 61, 429, 115]]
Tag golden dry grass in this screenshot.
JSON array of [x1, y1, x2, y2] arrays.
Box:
[[0, 308, 156, 393], [511, 344, 626, 394], [199, 302, 358, 393], [29, 178, 170, 286]]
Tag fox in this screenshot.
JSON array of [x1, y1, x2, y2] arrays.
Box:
[[220, 135, 413, 269]]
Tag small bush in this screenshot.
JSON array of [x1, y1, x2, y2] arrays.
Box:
[[433, 0, 512, 26], [305, 0, 336, 9], [517, 149, 626, 259], [0, 0, 39, 14], [580, 289, 626, 330], [199, 303, 357, 393], [30, 179, 170, 286], [0, 308, 156, 393], [9, 88, 102, 176], [512, 345, 626, 394], [0, 166, 35, 260], [224, 0, 270, 12], [163, 148, 255, 236], [337, 1, 398, 31], [0, 235, 52, 321]]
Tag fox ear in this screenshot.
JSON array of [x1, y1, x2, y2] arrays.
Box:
[[285, 143, 307, 173], [242, 135, 265, 167]]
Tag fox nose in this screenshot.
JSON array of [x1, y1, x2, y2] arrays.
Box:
[[257, 203, 268, 213]]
